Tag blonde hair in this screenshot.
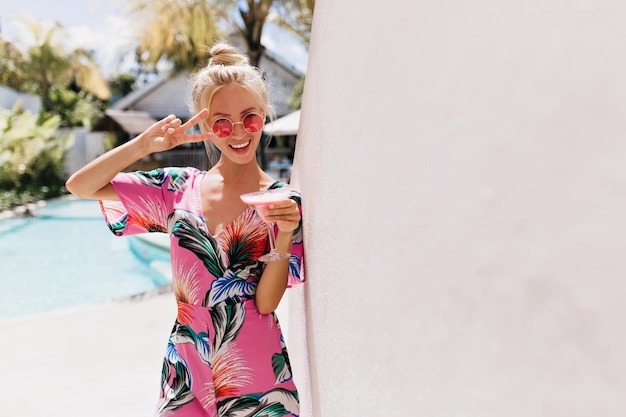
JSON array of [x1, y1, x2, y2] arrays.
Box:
[[189, 42, 273, 167], [189, 42, 274, 132]]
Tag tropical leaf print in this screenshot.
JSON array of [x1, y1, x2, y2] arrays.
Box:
[[272, 332, 291, 384], [210, 344, 253, 400], [99, 200, 128, 236], [170, 209, 225, 279], [173, 260, 201, 305], [157, 342, 196, 416], [267, 182, 283, 191], [271, 333, 292, 384], [271, 352, 292, 384], [125, 195, 169, 232], [220, 209, 268, 267], [176, 301, 196, 327], [291, 222, 303, 246], [166, 168, 190, 191], [106, 213, 128, 236], [210, 303, 246, 353], [173, 260, 201, 325], [217, 388, 299, 417], [288, 255, 302, 284], [200, 378, 219, 417], [236, 262, 264, 282], [201, 304, 253, 412], [170, 323, 212, 366], [287, 190, 303, 240], [135, 168, 167, 188], [164, 341, 191, 383], [207, 271, 258, 306]]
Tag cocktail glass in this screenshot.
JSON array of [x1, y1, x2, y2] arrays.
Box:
[[240, 188, 293, 262]]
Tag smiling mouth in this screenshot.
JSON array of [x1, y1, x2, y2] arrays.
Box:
[[230, 140, 251, 150]]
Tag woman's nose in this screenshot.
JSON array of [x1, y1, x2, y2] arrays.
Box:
[[232, 122, 246, 137]]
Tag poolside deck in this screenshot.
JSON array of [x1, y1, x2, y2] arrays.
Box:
[[0, 288, 176, 416]]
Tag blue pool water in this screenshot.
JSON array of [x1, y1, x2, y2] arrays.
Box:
[[0, 197, 171, 318]]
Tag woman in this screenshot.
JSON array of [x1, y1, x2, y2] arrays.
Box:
[[66, 42, 304, 417]]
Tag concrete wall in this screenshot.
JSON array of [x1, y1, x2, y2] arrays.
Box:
[[289, 1, 626, 416]]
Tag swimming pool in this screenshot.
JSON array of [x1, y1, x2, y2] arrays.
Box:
[[0, 197, 171, 318]]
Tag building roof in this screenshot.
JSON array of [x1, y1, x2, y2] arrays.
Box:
[[263, 48, 305, 78], [264, 109, 300, 136], [110, 76, 170, 112], [92, 109, 157, 135], [106, 37, 306, 122]]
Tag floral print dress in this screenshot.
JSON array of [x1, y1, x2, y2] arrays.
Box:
[[99, 167, 305, 417]]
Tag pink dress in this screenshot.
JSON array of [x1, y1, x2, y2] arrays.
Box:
[[100, 167, 305, 417]]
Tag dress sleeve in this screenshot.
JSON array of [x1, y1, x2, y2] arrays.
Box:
[[286, 188, 305, 287], [99, 167, 183, 236]]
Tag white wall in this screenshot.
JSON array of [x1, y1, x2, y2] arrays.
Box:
[[63, 129, 105, 178], [0, 85, 41, 113], [289, 1, 626, 416]]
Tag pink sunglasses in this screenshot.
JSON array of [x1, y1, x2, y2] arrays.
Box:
[[210, 113, 265, 138]]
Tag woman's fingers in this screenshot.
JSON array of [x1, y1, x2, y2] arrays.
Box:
[[162, 114, 177, 123], [185, 132, 214, 142], [147, 111, 211, 150], [182, 108, 209, 130], [263, 201, 300, 226], [162, 118, 182, 132], [267, 199, 297, 211], [159, 114, 178, 131], [159, 110, 211, 144]]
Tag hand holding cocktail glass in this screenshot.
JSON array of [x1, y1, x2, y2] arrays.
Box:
[[240, 188, 299, 262]]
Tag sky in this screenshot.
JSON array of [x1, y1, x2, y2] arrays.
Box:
[[0, 0, 308, 77], [0, 0, 134, 76]]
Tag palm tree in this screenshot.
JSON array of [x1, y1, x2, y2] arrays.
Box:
[[1, 16, 111, 129], [271, 0, 315, 45], [222, 0, 274, 67], [217, 0, 315, 67], [3, 16, 111, 113], [128, 0, 313, 70], [0, 37, 30, 90], [130, 0, 222, 72]]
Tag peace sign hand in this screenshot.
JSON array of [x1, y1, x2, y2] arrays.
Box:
[[142, 109, 212, 153]]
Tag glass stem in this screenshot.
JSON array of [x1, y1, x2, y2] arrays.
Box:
[[267, 222, 278, 252]]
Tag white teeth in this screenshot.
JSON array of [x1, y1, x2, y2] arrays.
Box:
[[231, 140, 250, 149]]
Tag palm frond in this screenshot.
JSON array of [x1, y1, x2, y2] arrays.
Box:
[[171, 210, 225, 278], [73, 62, 111, 100], [209, 302, 246, 352], [157, 344, 196, 416], [220, 208, 267, 267], [206, 272, 257, 307], [124, 195, 169, 233], [217, 388, 299, 417], [209, 343, 253, 401], [170, 323, 212, 366], [173, 261, 201, 305]]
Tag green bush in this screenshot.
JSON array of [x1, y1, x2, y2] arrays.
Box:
[[0, 102, 72, 210]]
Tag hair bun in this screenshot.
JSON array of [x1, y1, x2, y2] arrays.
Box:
[[209, 43, 249, 67]]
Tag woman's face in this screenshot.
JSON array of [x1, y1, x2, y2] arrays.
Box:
[[208, 84, 265, 165]]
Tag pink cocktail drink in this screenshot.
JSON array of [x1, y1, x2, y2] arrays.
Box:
[[240, 188, 292, 262], [240, 188, 292, 221]]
